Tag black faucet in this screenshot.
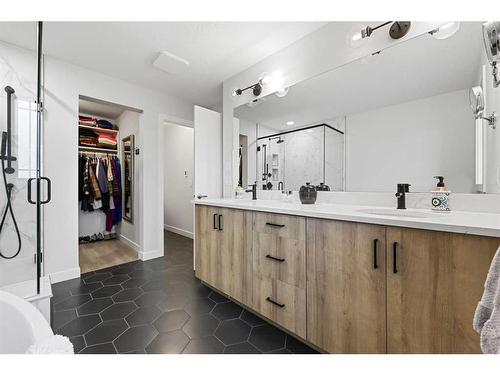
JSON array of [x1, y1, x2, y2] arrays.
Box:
[[246, 182, 257, 200], [395, 183, 411, 209]]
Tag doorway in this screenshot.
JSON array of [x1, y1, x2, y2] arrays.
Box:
[[77, 96, 141, 273]]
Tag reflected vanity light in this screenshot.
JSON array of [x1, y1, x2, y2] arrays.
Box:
[[232, 71, 287, 98], [429, 22, 460, 40], [286, 121, 295, 126]]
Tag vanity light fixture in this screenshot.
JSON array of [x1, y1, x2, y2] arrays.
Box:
[[429, 22, 460, 40], [356, 21, 411, 41], [232, 81, 263, 97], [482, 21, 500, 88]]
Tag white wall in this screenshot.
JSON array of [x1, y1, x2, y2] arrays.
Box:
[[345, 89, 475, 193], [42, 54, 193, 281], [163, 123, 194, 238], [238, 119, 258, 185], [117, 110, 140, 248], [0, 39, 198, 283]]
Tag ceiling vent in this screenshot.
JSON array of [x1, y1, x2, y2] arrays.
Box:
[[152, 51, 190, 75]]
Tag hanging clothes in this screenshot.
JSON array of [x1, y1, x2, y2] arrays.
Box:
[[79, 153, 122, 232]]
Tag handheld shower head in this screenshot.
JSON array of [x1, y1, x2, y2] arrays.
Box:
[[1, 132, 6, 157], [469, 86, 485, 118]]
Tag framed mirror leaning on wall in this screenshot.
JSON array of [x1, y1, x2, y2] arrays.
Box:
[[235, 22, 500, 194], [122, 135, 134, 222]]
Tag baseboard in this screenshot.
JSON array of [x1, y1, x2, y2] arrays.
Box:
[[49, 267, 81, 283], [117, 234, 140, 253], [164, 224, 193, 239], [139, 248, 164, 261]]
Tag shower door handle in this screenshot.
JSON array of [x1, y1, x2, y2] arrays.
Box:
[[27, 177, 51, 204], [27, 178, 36, 204], [40, 177, 51, 204]]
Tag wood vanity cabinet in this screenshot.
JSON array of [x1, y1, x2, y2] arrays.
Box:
[[195, 204, 500, 354], [194, 205, 253, 305], [386, 227, 500, 354], [251, 212, 307, 338], [306, 218, 387, 353]]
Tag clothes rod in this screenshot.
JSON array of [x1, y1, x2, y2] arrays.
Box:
[[78, 146, 117, 154]]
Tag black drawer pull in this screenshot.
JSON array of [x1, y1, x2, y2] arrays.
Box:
[[373, 239, 379, 269], [265, 254, 285, 263], [213, 213, 218, 230], [266, 222, 285, 228], [393, 242, 398, 274], [266, 297, 285, 308], [218, 214, 223, 231]]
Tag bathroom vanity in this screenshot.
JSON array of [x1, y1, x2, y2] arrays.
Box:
[[194, 199, 500, 354]]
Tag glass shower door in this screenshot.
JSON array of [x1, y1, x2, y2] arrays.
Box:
[[0, 22, 45, 298]]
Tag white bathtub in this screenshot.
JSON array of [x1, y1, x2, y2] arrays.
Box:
[[0, 290, 53, 353]]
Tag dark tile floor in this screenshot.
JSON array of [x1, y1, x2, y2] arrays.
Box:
[[51, 231, 318, 354]]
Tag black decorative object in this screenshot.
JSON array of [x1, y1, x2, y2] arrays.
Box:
[[299, 182, 317, 204], [315, 182, 330, 191]]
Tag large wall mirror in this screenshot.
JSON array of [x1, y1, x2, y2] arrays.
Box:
[[235, 22, 499, 194], [122, 135, 134, 222]]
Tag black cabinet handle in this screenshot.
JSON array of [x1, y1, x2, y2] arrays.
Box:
[[266, 297, 285, 308], [213, 213, 218, 230], [373, 239, 379, 269], [265, 254, 285, 263], [218, 214, 223, 231], [266, 222, 285, 228], [393, 242, 398, 274]]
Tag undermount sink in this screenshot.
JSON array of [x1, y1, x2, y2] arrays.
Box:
[[358, 208, 444, 219]]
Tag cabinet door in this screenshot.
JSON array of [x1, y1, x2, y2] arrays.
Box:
[[194, 205, 221, 288], [218, 207, 253, 305], [307, 219, 386, 353], [386, 227, 500, 353]]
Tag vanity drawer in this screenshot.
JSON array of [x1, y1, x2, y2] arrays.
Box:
[[252, 276, 306, 339], [253, 232, 306, 289], [253, 212, 306, 241]]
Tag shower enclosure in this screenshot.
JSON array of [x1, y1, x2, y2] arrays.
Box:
[[257, 123, 345, 192], [0, 22, 49, 298]]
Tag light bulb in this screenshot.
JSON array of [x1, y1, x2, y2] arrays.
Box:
[[275, 87, 289, 98], [286, 121, 295, 126], [430, 22, 460, 40]]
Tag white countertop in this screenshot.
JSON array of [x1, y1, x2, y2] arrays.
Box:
[[193, 198, 500, 237]]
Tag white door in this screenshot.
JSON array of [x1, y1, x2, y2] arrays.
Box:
[[194, 105, 222, 199]]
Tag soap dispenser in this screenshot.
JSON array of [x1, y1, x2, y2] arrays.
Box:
[[431, 176, 451, 211]]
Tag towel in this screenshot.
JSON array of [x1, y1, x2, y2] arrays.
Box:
[[474, 247, 500, 354], [25, 335, 74, 354]]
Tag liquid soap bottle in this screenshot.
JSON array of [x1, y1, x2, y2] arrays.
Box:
[[431, 176, 451, 212]]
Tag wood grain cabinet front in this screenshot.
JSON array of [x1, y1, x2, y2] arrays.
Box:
[[306, 218, 387, 353], [195, 205, 253, 305], [386, 227, 500, 354], [251, 212, 307, 337]]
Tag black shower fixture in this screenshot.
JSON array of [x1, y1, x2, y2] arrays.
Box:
[[360, 21, 411, 40]]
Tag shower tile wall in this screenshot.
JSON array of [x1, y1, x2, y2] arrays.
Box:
[[283, 127, 323, 191], [0, 40, 39, 294]]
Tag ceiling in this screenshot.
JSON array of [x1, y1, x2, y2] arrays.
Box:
[[0, 22, 327, 108], [235, 22, 484, 130]]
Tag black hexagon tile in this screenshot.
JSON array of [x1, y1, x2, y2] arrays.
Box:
[[51, 232, 318, 354]]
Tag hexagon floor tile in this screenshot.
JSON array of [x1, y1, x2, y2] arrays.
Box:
[[50, 231, 318, 354]]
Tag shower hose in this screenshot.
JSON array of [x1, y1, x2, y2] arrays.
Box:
[[0, 157, 21, 259]]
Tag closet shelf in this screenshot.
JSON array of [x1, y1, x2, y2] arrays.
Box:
[[78, 146, 118, 154], [78, 124, 119, 135]]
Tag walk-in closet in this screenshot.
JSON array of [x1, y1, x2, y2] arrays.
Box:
[[77, 96, 140, 273]]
